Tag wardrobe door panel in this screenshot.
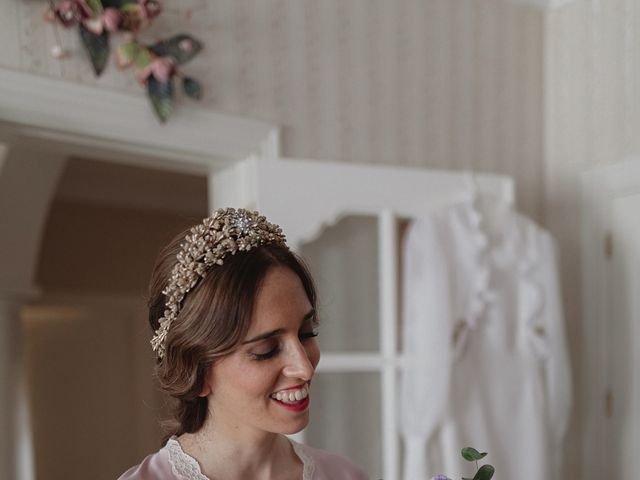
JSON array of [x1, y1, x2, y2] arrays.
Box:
[[301, 216, 379, 352]]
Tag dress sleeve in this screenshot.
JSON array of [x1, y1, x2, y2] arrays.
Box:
[[400, 216, 453, 480]]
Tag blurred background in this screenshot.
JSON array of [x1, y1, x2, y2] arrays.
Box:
[[1, 0, 639, 479]]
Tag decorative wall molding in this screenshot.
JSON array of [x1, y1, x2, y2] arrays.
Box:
[[0, 67, 279, 171]]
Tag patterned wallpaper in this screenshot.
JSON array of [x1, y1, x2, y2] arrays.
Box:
[[0, 0, 544, 220]]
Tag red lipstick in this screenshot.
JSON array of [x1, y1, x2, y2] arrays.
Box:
[[272, 396, 310, 412]]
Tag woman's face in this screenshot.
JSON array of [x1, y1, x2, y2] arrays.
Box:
[[203, 266, 321, 437]]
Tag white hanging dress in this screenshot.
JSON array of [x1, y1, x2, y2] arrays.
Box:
[[400, 196, 572, 480]]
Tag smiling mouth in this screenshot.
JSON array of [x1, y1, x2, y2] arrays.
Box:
[[270, 383, 310, 412], [271, 396, 310, 412]]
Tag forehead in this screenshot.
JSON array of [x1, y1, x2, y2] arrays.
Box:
[[248, 267, 311, 332]]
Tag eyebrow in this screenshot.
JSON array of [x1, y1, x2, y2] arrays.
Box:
[[241, 309, 316, 345]]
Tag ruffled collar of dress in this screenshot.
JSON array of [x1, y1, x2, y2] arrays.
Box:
[[164, 436, 315, 480], [442, 195, 546, 358]]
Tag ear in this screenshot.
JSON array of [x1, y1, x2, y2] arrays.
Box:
[[198, 364, 213, 397], [198, 382, 211, 397]]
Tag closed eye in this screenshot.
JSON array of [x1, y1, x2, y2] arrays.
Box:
[[251, 346, 279, 361], [250, 331, 318, 361]]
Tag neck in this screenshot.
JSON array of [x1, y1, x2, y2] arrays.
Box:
[[177, 416, 298, 479]]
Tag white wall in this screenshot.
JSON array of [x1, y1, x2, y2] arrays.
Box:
[[0, 0, 545, 220]]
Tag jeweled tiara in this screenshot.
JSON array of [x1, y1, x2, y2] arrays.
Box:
[[150, 208, 287, 359]]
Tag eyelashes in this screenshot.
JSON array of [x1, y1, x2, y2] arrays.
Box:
[[251, 348, 278, 361], [250, 331, 319, 361]]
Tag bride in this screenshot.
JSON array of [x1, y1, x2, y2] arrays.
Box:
[[118, 208, 367, 480]]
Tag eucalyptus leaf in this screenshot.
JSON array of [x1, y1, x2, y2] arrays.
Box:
[[148, 34, 203, 65], [79, 23, 109, 76], [147, 76, 174, 123], [473, 464, 495, 480], [182, 77, 202, 100], [461, 447, 488, 462]]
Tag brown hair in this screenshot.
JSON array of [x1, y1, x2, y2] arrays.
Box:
[[147, 228, 317, 445]]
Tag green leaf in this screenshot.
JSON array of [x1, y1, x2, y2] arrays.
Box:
[[79, 23, 109, 76], [85, 0, 104, 15], [182, 77, 202, 100], [116, 41, 142, 68], [147, 76, 174, 123], [461, 447, 488, 462], [473, 464, 495, 480], [148, 34, 203, 65], [134, 48, 153, 70]]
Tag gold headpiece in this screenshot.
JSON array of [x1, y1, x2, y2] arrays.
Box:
[[151, 208, 287, 359]]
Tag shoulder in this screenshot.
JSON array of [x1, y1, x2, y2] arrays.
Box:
[[294, 443, 369, 480], [117, 447, 175, 480]]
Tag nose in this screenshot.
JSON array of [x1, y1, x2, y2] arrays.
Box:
[[282, 340, 315, 381]]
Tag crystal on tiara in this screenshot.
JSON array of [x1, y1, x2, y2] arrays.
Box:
[[150, 208, 287, 359]]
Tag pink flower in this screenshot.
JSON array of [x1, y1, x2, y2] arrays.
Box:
[[102, 8, 122, 32], [138, 0, 162, 20], [136, 57, 175, 84], [52, 0, 91, 27], [83, 7, 122, 34]]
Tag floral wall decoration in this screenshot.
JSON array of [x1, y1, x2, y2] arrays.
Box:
[[45, 0, 203, 123]]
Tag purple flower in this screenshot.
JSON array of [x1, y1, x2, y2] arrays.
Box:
[[432, 476, 452, 480]]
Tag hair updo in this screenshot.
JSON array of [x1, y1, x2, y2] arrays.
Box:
[[147, 227, 317, 444]]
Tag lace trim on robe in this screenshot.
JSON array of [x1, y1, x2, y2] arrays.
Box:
[[290, 440, 315, 480], [166, 438, 209, 480], [165, 436, 315, 480]]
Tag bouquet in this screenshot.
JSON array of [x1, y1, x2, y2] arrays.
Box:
[[45, 0, 203, 122]]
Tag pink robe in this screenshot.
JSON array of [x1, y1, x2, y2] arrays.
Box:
[[118, 437, 368, 480]]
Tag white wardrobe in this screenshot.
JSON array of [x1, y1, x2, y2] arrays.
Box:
[[211, 155, 514, 480]]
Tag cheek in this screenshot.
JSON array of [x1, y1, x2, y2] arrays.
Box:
[[212, 358, 275, 399], [234, 364, 278, 397]]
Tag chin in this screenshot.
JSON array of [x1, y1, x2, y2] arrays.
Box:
[[278, 415, 310, 435]]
